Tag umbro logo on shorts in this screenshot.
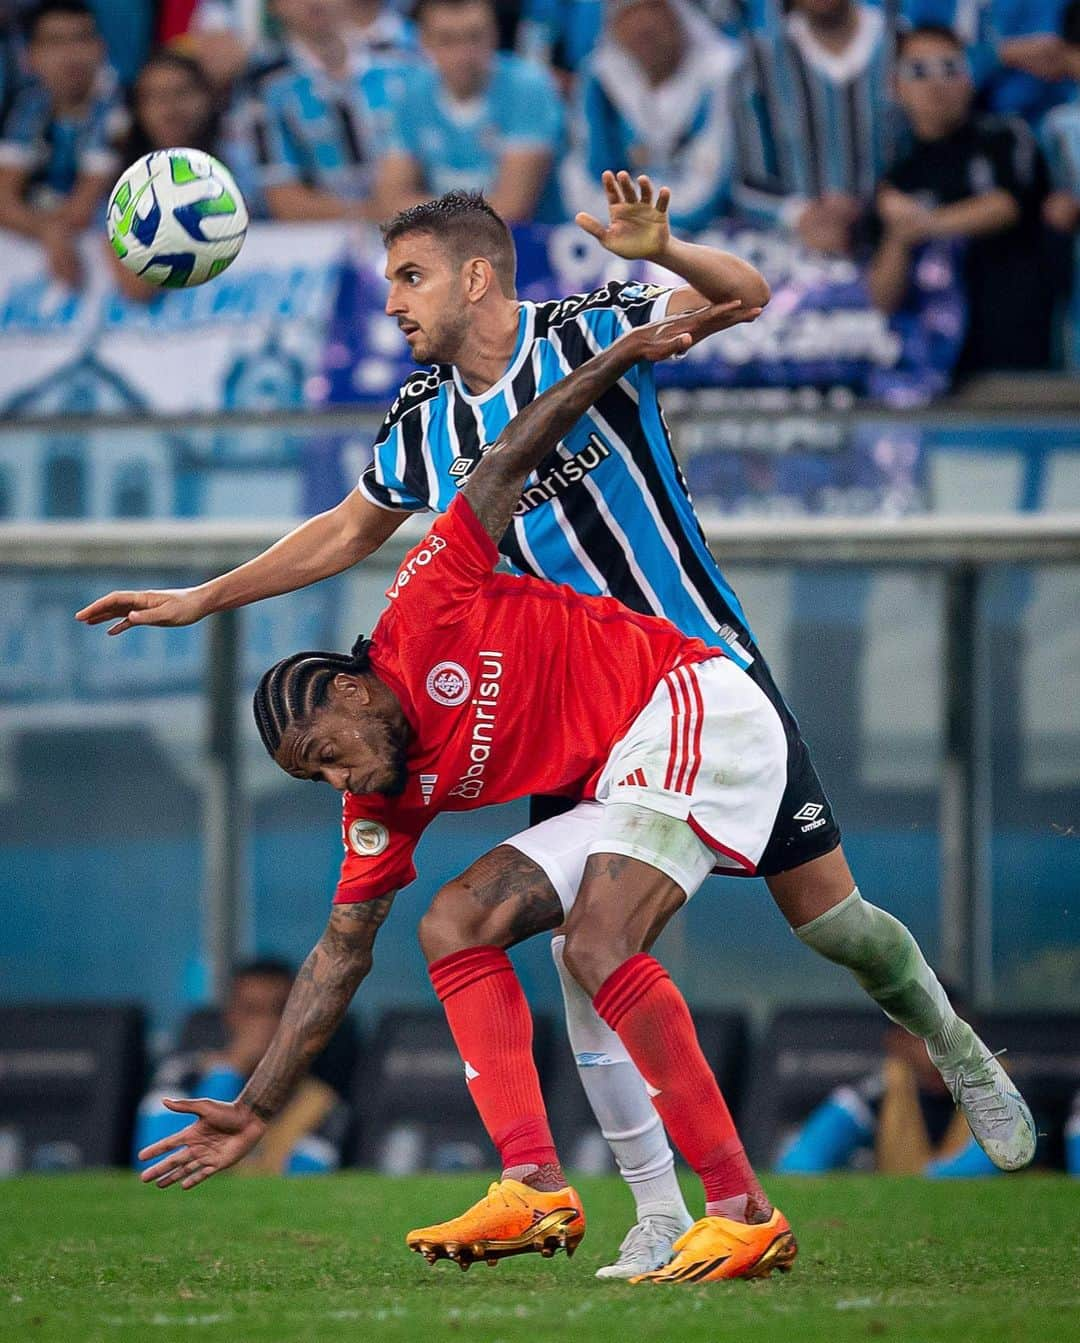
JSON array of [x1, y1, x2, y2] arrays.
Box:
[[794, 802, 827, 833]]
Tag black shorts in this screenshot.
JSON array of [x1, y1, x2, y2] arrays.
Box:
[[530, 644, 841, 878]]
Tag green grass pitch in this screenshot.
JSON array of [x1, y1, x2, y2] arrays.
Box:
[[1, 1172, 1076, 1343]]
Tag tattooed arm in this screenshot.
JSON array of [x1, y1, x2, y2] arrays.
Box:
[[461, 300, 758, 544], [137, 895, 395, 1190]]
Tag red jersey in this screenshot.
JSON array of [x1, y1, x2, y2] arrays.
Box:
[[334, 495, 718, 904]]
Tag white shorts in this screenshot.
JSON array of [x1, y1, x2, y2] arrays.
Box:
[[506, 656, 788, 911]]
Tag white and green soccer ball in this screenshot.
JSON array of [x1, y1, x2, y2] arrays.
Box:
[[106, 148, 249, 289]]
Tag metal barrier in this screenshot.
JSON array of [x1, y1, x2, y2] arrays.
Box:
[[2, 512, 1079, 1003]]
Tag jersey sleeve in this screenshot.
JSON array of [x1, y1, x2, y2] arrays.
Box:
[[358, 397, 436, 512], [333, 794, 426, 904]]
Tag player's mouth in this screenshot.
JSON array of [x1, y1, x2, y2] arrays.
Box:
[[399, 322, 421, 340]]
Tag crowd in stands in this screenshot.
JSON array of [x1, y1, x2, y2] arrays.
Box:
[[3, 0, 1080, 373]]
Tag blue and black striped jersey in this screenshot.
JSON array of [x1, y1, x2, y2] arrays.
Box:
[[359, 281, 756, 665]]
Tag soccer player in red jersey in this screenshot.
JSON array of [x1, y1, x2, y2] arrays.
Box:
[[139, 300, 805, 1281], [137, 299, 1035, 1283]]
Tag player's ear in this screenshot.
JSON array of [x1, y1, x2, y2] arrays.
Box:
[[464, 257, 493, 304], [331, 673, 372, 705]]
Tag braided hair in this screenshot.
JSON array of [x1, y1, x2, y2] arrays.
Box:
[[253, 636, 372, 758]]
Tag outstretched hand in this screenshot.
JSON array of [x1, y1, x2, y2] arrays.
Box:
[[576, 170, 673, 260], [624, 300, 762, 364], [75, 586, 208, 636], [138, 1097, 267, 1190]]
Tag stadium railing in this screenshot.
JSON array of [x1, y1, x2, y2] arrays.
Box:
[[1, 512, 1079, 1008]]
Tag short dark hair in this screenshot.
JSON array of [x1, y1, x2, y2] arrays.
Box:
[[231, 957, 295, 988], [253, 636, 373, 759], [381, 190, 517, 296], [24, 0, 96, 41], [896, 23, 964, 57]]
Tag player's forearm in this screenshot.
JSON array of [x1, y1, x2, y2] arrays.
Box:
[[238, 896, 394, 1121], [653, 237, 771, 309], [463, 336, 636, 538], [196, 494, 397, 616], [494, 337, 635, 477]]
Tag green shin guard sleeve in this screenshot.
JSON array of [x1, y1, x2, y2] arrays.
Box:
[[794, 889, 960, 1046]]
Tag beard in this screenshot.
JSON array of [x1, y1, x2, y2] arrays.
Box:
[[409, 306, 471, 366], [375, 721, 410, 797]]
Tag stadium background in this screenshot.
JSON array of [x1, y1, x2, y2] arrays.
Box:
[[0, 0, 1078, 1184]]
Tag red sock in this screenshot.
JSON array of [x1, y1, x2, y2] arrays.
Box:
[[429, 946, 559, 1177], [594, 953, 766, 1210]]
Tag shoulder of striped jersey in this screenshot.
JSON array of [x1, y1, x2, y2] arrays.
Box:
[[535, 280, 665, 331], [378, 365, 453, 431]]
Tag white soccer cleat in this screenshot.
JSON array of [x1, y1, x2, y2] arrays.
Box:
[[595, 1213, 690, 1280], [931, 1036, 1037, 1172]]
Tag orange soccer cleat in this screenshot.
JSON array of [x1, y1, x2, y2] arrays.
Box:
[[406, 1178, 585, 1270], [630, 1207, 797, 1284]]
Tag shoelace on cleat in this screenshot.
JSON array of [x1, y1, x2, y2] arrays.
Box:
[[949, 1052, 1019, 1130], [612, 1217, 684, 1268]]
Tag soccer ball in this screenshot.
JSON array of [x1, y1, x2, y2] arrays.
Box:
[[106, 148, 248, 289]]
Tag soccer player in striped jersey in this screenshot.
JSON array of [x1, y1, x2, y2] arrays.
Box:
[[78, 177, 1034, 1276]]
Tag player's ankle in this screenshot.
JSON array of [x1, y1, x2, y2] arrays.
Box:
[[705, 1192, 773, 1225], [505, 1160, 567, 1191]]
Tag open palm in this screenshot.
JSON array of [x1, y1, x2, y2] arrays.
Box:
[[576, 171, 672, 260], [138, 1097, 267, 1190]]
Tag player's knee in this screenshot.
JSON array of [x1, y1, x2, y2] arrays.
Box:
[[418, 883, 514, 962], [561, 924, 638, 998]]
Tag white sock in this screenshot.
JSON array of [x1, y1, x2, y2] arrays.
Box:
[[551, 935, 691, 1226], [794, 888, 974, 1063]]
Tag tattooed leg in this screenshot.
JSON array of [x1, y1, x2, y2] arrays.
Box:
[[417, 845, 564, 963], [560, 852, 685, 997]]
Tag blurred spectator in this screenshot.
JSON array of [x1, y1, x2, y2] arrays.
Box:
[[0, 0, 127, 287], [867, 24, 1057, 377], [733, 0, 896, 253], [517, 0, 605, 76], [776, 1019, 1000, 1176], [902, 0, 997, 88], [348, 0, 419, 59], [1067, 1089, 1080, 1174], [166, 2, 257, 93], [250, 0, 405, 222], [989, 0, 1076, 122], [564, 0, 739, 234], [134, 959, 348, 1176], [377, 0, 561, 223]]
